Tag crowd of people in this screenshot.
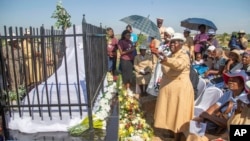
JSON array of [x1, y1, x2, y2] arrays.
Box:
[[106, 17, 249, 141]]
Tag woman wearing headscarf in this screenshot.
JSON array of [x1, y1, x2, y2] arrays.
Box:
[[118, 30, 136, 91], [154, 33, 194, 141]]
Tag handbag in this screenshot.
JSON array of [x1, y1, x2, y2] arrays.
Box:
[[200, 101, 233, 135]]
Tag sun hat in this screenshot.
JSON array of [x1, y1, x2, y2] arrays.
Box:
[[238, 30, 245, 34], [165, 27, 175, 37], [139, 45, 147, 50], [229, 49, 241, 62], [171, 33, 186, 42], [223, 70, 249, 92], [207, 29, 216, 35], [207, 45, 216, 51]]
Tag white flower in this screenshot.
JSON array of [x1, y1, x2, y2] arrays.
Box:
[[99, 98, 109, 105], [127, 89, 134, 97], [95, 110, 108, 120], [104, 92, 113, 99], [126, 136, 144, 141], [101, 104, 111, 112], [131, 118, 139, 125]]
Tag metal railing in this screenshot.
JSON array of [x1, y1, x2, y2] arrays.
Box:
[[0, 15, 107, 139]]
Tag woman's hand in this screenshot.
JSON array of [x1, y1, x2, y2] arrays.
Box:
[[204, 70, 210, 77], [192, 117, 204, 123], [158, 52, 167, 62]]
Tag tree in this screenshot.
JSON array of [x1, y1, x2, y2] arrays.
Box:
[[51, 0, 72, 30]]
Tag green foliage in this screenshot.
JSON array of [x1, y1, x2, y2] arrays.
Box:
[[135, 34, 148, 53], [51, 0, 72, 30], [136, 34, 147, 46], [3, 85, 26, 101]]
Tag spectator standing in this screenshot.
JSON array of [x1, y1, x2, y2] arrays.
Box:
[[118, 30, 136, 91], [156, 18, 167, 41], [106, 27, 118, 76], [237, 30, 248, 50], [183, 29, 194, 60], [154, 18, 167, 49], [206, 29, 219, 48], [126, 25, 138, 57], [228, 34, 241, 50], [154, 33, 194, 141], [194, 24, 209, 54]]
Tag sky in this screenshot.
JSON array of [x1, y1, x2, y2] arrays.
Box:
[[0, 0, 249, 35]]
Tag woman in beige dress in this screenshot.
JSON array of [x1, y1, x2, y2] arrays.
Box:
[[134, 45, 152, 97], [154, 33, 194, 141]]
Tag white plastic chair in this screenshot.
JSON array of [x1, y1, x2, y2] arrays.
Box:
[[194, 86, 223, 117], [195, 77, 207, 101]]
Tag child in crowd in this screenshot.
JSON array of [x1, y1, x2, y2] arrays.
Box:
[[193, 52, 204, 65]]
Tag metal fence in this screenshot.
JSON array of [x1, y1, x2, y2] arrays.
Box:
[[0, 16, 107, 139]]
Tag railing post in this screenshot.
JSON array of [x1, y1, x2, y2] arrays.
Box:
[[0, 34, 9, 140], [82, 14, 94, 136]]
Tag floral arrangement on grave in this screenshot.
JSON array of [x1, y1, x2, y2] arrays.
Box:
[[118, 76, 154, 141]]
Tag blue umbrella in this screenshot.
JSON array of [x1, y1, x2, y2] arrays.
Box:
[[120, 15, 161, 41], [181, 18, 217, 31]]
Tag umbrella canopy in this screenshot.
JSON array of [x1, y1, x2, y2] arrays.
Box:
[[120, 15, 161, 41], [181, 18, 217, 31]]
